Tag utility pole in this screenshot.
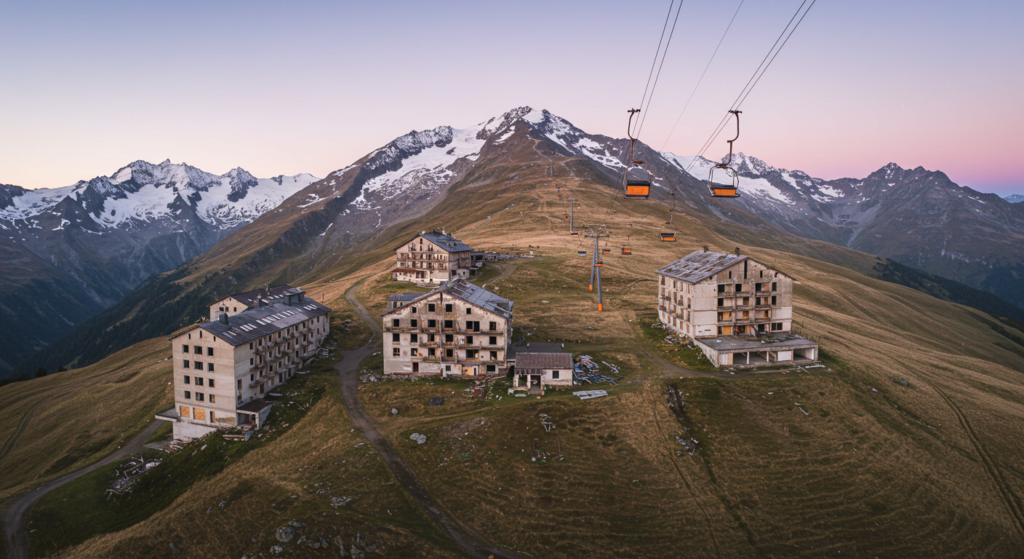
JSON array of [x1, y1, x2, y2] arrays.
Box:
[[585, 231, 610, 311]]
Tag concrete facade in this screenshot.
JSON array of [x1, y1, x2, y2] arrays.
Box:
[[392, 232, 474, 285], [656, 250, 816, 368], [161, 287, 331, 440], [511, 352, 574, 392], [382, 279, 512, 378]]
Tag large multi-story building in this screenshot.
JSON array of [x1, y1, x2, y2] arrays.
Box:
[[392, 231, 474, 285], [158, 287, 331, 440], [382, 279, 513, 378], [208, 285, 294, 320], [656, 250, 817, 368]]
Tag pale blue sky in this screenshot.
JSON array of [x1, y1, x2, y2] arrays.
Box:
[[1, 1, 1021, 194]]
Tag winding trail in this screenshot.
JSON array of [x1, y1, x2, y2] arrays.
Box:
[[2, 420, 162, 559], [337, 282, 520, 559], [0, 399, 48, 464]]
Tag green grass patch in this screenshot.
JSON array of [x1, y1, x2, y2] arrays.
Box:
[[27, 370, 332, 556]]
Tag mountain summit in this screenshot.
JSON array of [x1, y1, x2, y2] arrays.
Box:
[[0, 162, 317, 375]]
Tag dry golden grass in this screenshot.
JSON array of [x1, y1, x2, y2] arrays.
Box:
[[63, 369, 461, 559], [9, 137, 1024, 557], [0, 338, 173, 504]]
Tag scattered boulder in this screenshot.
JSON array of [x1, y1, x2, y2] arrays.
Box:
[[428, 397, 444, 406], [331, 496, 354, 507], [169, 541, 182, 554], [409, 433, 427, 444], [391, 408, 399, 415], [350, 545, 366, 559], [275, 525, 295, 543], [271, 545, 283, 555]]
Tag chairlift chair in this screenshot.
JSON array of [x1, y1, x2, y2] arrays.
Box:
[[660, 232, 676, 242], [708, 110, 742, 198], [577, 249, 587, 257], [623, 109, 651, 199]]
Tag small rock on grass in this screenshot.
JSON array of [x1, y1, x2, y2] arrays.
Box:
[[275, 525, 295, 543]]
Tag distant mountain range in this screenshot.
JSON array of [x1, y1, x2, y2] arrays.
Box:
[[0, 161, 316, 374], [657, 153, 1024, 311], [1005, 194, 1024, 203], [12, 107, 1024, 376]]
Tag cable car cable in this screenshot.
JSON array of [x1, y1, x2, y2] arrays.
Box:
[[685, 0, 817, 176], [661, 0, 745, 150], [633, 0, 678, 138], [635, 0, 686, 140]]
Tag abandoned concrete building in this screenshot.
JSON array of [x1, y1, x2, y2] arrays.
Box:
[[382, 279, 513, 378], [392, 231, 475, 285], [656, 250, 818, 368], [208, 285, 294, 320], [158, 286, 331, 440], [510, 350, 574, 393]]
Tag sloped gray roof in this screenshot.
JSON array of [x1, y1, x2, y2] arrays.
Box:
[[656, 251, 746, 284], [387, 293, 422, 303], [515, 352, 572, 370], [396, 232, 473, 253], [200, 297, 331, 346], [212, 285, 294, 307], [383, 279, 512, 319]]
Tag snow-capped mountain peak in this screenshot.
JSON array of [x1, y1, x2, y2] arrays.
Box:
[[0, 161, 318, 230]]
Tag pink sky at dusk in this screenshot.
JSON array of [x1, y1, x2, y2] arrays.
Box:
[[1, 0, 1021, 195]]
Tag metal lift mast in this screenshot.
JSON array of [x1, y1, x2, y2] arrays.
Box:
[[585, 232, 610, 311]]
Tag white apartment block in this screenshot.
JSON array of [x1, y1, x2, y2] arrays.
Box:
[[656, 250, 817, 368], [382, 279, 513, 378], [392, 231, 474, 285], [158, 287, 331, 440]]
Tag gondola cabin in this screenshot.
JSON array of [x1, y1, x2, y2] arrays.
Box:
[[660, 232, 676, 242], [625, 179, 651, 198]]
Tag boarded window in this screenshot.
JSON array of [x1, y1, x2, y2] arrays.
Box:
[[210, 394, 216, 403], [180, 406, 190, 417], [193, 408, 206, 421]]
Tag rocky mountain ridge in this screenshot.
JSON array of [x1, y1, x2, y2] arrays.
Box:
[[0, 161, 316, 375]]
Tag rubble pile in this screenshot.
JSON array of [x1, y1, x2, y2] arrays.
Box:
[[573, 355, 620, 385]]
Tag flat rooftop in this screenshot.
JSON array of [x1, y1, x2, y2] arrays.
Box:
[[694, 334, 818, 353]]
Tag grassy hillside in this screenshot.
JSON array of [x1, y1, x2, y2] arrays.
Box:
[[5, 132, 1024, 557]]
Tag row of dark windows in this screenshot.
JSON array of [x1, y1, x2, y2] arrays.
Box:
[[182, 375, 214, 387], [182, 360, 214, 372], [391, 333, 498, 344], [392, 318, 496, 330], [182, 391, 213, 402], [182, 344, 214, 356]]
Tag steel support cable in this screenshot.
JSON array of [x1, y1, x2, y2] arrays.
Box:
[[684, 0, 817, 175], [632, 0, 677, 138], [635, 0, 686, 140], [661, 0, 746, 150]]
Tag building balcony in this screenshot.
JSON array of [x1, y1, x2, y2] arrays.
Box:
[[756, 291, 773, 296], [755, 304, 771, 310]]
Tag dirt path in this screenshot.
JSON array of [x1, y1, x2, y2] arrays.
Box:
[[934, 386, 1024, 540], [482, 262, 516, 290], [2, 420, 162, 559], [337, 282, 520, 559], [0, 399, 48, 464]]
